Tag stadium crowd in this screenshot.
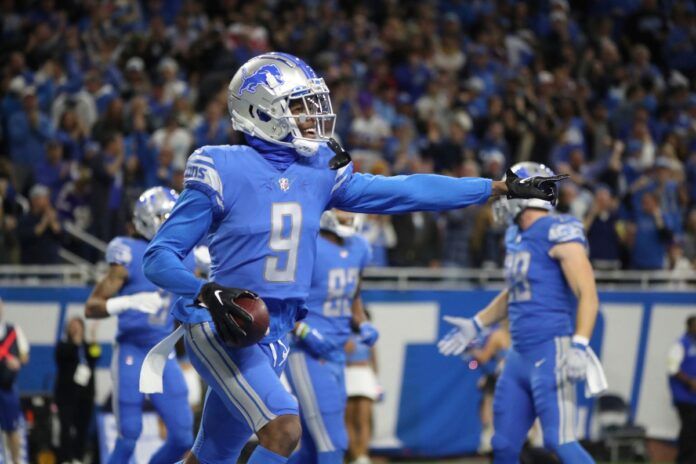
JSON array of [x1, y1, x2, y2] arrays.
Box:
[[0, 0, 694, 272]]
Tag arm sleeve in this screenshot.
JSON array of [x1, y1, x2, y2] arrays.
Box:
[[667, 342, 685, 376], [143, 188, 212, 300], [331, 170, 492, 214]]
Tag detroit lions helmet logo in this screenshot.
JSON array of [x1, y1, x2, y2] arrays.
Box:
[[238, 64, 284, 96]]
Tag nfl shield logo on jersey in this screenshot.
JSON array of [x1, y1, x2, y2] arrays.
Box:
[[279, 177, 290, 191]]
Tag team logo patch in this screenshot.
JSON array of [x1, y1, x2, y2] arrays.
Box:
[[238, 64, 284, 96], [279, 177, 290, 191], [340, 250, 349, 258]]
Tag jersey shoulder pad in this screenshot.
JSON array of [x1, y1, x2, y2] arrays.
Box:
[[547, 215, 586, 245], [106, 237, 133, 266], [184, 146, 226, 215]]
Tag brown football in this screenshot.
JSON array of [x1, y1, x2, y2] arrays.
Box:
[[232, 295, 270, 347]]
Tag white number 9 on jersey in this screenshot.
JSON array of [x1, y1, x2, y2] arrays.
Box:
[[265, 203, 302, 282]]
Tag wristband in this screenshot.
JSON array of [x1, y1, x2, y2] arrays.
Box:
[[572, 334, 590, 348], [295, 322, 311, 339], [105, 295, 132, 315], [473, 315, 484, 333]]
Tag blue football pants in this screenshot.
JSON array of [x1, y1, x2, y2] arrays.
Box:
[[184, 322, 298, 463], [492, 336, 594, 464], [109, 342, 193, 464], [285, 349, 348, 464]]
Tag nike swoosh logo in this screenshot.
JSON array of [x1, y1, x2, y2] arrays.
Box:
[[535, 358, 546, 368], [214, 290, 224, 305]]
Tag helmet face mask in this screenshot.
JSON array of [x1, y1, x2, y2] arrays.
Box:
[[493, 162, 557, 226], [133, 187, 179, 240], [228, 53, 336, 156]]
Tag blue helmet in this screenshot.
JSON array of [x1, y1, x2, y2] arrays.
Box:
[[493, 162, 557, 225], [227, 52, 335, 156], [133, 187, 178, 240]]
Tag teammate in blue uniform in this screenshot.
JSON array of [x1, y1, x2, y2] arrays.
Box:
[[141, 53, 565, 464], [438, 162, 599, 463], [85, 187, 194, 464], [284, 210, 377, 464]]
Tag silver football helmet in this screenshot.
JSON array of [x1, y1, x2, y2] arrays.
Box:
[[228, 52, 335, 156], [493, 162, 556, 225], [320, 210, 365, 237], [133, 187, 178, 240]]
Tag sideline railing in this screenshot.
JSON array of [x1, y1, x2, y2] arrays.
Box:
[[0, 265, 693, 290]]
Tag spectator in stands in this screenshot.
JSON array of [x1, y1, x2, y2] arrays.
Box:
[[684, 210, 696, 265], [627, 191, 674, 270], [0, 0, 692, 272], [668, 315, 696, 464], [55, 109, 89, 161], [17, 184, 63, 264], [7, 86, 54, 193], [584, 186, 622, 270], [150, 114, 192, 170], [54, 317, 100, 464], [33, 140, 70, 202], [0, 298, 30, 464], [360, 215, 396, 267], [194, 100, 230, 148], [349, 94, 391, 164], [0, 169, 23, 264], [441, 161, 483, 268], [91, 98, 127, 145], [87, 133, 124, 241], [158, 57, 188, 105]]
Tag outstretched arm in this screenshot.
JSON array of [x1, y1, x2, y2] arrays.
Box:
[[328, 141, 564, 214], [143, 188, 211, 300], [333, 171, 494, 213]]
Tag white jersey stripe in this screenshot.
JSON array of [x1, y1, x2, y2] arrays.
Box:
[[287, 351, 335, 451]]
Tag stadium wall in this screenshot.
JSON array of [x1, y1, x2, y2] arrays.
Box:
[[1, 287, 693, 457]]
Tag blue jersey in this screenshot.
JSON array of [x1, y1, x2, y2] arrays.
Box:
[[146, 142, 492, 343], [504, 215, 587, 352], [106, 237, 193, 347], [303, 234, 371, 357]]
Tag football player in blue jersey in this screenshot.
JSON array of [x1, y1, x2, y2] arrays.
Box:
[[141, 53, 566, 464], [438, 162, 599, 464], [284, 210, 376, 464], [85, 187, 194, 464]]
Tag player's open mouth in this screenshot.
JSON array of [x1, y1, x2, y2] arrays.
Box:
[[303, 128, 317, 138]]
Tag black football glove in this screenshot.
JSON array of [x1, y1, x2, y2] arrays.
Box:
[[327, 138, 352, 170], [197, 282, 257, 346], [505, 169, 568, 205]]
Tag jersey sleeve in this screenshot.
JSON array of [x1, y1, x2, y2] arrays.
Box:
[[330, 169, 492, 213], [105, 238, 132, 267], [547, 217, 587, 246], [184, 148, 225, 219], [143, 188, 211, 300]]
